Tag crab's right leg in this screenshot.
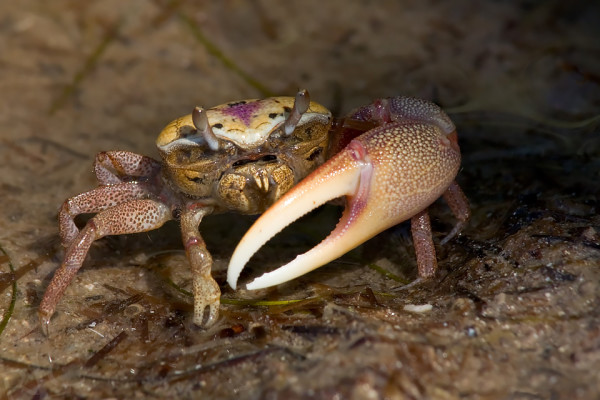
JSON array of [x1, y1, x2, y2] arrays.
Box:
[[180, 205, 220, 327], [60, 152, 163, 247], [40, 199, 172, 334], [59, 183, 157, 247], [94, 151, 161, 185]]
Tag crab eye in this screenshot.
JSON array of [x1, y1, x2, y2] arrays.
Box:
[[282, 89, 310, 136], [192, 107, 221, 151]]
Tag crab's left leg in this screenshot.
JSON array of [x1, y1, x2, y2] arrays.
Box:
[[228, 97, 469, 290], [180, 204, 220, 327]]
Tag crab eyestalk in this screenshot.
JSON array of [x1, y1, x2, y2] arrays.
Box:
[[227, 119, 462, 290], [283, 89, 310, 136], [193, 106, 220, 151]]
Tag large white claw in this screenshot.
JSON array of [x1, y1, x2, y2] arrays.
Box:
[[227, 121, 461, 290], [227, 140, 368, 289]]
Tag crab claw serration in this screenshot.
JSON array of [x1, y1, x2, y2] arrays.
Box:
[[227, 116, 462, 290]]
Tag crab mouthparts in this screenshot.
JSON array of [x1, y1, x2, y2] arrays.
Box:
[[227, 140, 376, 290]]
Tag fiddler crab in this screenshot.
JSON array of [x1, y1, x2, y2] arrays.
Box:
[[39, 90, 470, 332]]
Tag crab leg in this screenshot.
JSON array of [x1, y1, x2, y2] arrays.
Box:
[[94, 151, 161, 185], [59, 183, 156, 247], [40, 199, 171, 333], [60, 151, 163, 247], [228, 118, 463, 290], [180, 204, 220, 327]]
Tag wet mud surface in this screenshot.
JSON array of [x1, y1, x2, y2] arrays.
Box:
[[1, 1, 599, 399]]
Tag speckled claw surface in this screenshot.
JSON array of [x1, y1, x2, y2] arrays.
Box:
[[228, 97, 470, 290]]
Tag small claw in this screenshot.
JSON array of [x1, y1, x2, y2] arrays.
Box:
[[228, 120, 462, 290]]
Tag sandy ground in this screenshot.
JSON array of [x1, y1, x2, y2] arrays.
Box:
[[1, 1, 599, 399]]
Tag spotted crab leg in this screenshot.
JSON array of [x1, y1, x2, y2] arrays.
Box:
[[59, 183, 156, 247], [60, 151, 163, 247], [94, 151, 162, 186], [40, 199, 172, 334], [228, 97, 468, 290], [180, 204, 220, 327]]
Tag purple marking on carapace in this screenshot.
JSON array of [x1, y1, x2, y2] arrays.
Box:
[[222, 101, 262, 126]]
